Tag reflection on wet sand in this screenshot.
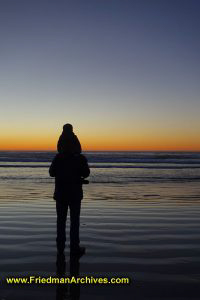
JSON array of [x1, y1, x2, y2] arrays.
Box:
[[56, 253, 83, 300]]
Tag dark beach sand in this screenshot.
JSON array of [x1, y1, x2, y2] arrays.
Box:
[[0, 180, 200, 299]]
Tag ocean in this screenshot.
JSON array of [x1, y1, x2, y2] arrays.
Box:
[[0, 151, 200, 299], [1, 151, 200, 183]]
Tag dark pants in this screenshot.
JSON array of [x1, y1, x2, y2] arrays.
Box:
[[56, 198, 81, 251]]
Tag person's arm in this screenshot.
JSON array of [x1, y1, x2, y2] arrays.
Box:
[[49, 155, 58, 177], [80, 155, 90, 178]]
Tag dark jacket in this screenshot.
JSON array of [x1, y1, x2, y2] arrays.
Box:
[[49, 153, 90, 201]]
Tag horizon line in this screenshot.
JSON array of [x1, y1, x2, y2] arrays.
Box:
[[0, 149, 200, 152]]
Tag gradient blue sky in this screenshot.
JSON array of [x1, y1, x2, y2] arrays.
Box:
[[0, 0, 200, 150]]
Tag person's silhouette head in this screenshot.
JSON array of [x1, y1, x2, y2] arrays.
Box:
[[63, 124, 73, 133]]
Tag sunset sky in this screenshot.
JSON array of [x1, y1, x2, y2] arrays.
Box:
[[0, 0, 200, 151]]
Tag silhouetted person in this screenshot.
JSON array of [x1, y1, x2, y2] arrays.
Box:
[[49, 151, 90, 255], [57, 123, 82, 154]]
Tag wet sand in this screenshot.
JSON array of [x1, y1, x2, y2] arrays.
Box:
[[0, 180, 200, 299]]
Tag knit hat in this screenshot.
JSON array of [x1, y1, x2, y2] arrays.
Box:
[[63, 123, 73, 132]]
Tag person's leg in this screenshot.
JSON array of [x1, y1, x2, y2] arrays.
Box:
[[69, 198, 81, 250], [56, 200, 68, 253]]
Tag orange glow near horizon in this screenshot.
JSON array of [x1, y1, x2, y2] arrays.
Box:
[[0, 133, 200, 151]]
